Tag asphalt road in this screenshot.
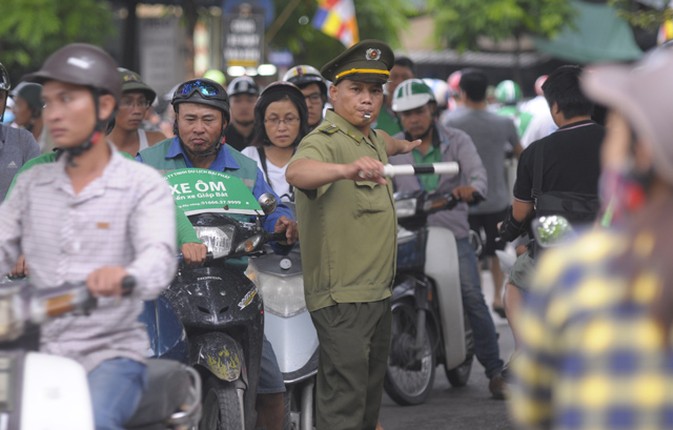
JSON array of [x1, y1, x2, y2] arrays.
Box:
[[379, 272, 517, 430]]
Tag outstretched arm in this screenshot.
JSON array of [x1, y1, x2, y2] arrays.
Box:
[[286, 156, 387, 191]]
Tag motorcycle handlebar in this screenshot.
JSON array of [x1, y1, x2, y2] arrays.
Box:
[[265, 231, 288, 243], [445, 191, 486, 209], [176, 252, 214, 266], [121, 275, 136, 296]]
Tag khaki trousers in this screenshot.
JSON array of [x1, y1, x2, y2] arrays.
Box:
[[310, 299, 392, 430]]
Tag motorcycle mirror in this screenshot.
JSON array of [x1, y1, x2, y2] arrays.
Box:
[[258, 193, 278, 215], [531, 215, 574, 248]]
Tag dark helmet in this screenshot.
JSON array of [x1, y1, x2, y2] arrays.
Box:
[[118, 67, 156, 104], [282, 65, 327, 98], [226, 76, 259, 97], [10, 82, 43, 117], [25, 43, 121, 102], [257, 81, 306, 106], [0, 62, 10, 93], [171, 78, 230, 122]]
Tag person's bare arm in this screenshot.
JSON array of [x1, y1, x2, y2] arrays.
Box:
[[286, 157, 386, 190], [377, 129, 421, 156], [512, 199, 534, 222]]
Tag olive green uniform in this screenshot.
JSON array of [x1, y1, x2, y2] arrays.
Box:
[[293, 109, 396, 430]]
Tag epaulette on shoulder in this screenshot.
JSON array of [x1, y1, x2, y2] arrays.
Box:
[[317, 122, 340, 135]]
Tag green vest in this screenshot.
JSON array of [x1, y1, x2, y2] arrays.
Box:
[[139, 139, 263, 255], [138, 138, 259, 191]]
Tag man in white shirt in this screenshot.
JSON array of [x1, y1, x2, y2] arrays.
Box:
[[0, 43, 177, 430]]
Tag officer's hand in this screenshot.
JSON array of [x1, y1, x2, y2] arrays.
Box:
[[394, 138, 422, 155], [181, 243, 208, 265], [452, 186, 478, 203], [86, 266, 128, 297], [10, 255, 28, 278], [378, 129, 421, 155], [275, 216, 298, 244], [347, 157, 387, 185]]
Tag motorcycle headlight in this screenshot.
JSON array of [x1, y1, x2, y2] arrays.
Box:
[[194, 225, 235, 259], [246, 265, 306, 317], [395, 197, 417, 218]]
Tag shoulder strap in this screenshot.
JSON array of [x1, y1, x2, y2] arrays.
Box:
[[256, 146, 271, 185], [532, 144, 544, 199], [255, 145, 294, 200]]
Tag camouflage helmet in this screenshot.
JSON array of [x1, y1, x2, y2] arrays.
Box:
[[283, 65, 327, 97]]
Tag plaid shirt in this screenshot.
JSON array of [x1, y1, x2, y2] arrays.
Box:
[[0, 145, 177, 371], [509, 229, 673, 429]]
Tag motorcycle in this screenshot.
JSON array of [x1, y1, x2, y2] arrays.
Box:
[[246, 204, 317, 430], [0, 276, 201, 430], [384, 190, 483, 406], [141, 168, 286, 430]]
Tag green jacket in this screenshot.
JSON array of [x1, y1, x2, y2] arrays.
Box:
[[137, 138, 258, 190]]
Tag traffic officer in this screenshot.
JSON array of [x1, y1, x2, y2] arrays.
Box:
[[286, 39, 418, 430]]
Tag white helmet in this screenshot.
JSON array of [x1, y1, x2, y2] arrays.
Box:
[[392, 79, 436, 113]]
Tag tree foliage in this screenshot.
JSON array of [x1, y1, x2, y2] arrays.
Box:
[[427, 0, 576, 51], [610, 0, 673, 29], [266, 0, 415, 69], [0, 0, 115, 81]]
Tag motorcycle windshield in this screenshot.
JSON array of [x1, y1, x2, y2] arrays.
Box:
[[165, 168, 262, 217]]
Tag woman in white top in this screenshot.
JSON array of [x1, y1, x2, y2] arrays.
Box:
[[107, 68, 167, 156], [241, 81, 309, 202]]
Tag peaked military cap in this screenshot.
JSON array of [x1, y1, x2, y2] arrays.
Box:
[[320, 39, 394, 84]]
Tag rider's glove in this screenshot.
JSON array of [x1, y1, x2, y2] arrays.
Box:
[[498, 206, 528, 243]]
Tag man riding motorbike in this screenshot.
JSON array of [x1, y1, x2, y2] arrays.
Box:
[[388, 78, 507, 399], [0, 43, 178, 430], [136, 78, 297, 430]]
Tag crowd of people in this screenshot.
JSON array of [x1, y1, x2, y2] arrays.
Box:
[[2, 35, 673, 430]]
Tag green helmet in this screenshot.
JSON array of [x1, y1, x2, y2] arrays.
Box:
[[391, 79, 435, 113], [494, 80, 522, 104], [203, 69, 226, 86]]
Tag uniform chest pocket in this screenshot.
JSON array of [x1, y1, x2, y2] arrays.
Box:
[[353, 180, 390, 217]]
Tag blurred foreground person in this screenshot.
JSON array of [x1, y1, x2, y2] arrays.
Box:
[[509, 48, 673, 429], [1, 43, 177, 430]]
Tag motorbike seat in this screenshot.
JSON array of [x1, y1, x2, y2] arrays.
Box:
[[125, 358, 200, 429]]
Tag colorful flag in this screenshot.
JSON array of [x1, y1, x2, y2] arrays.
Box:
[[312, 0, 359, 47], [658, 1, 673, 45]]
